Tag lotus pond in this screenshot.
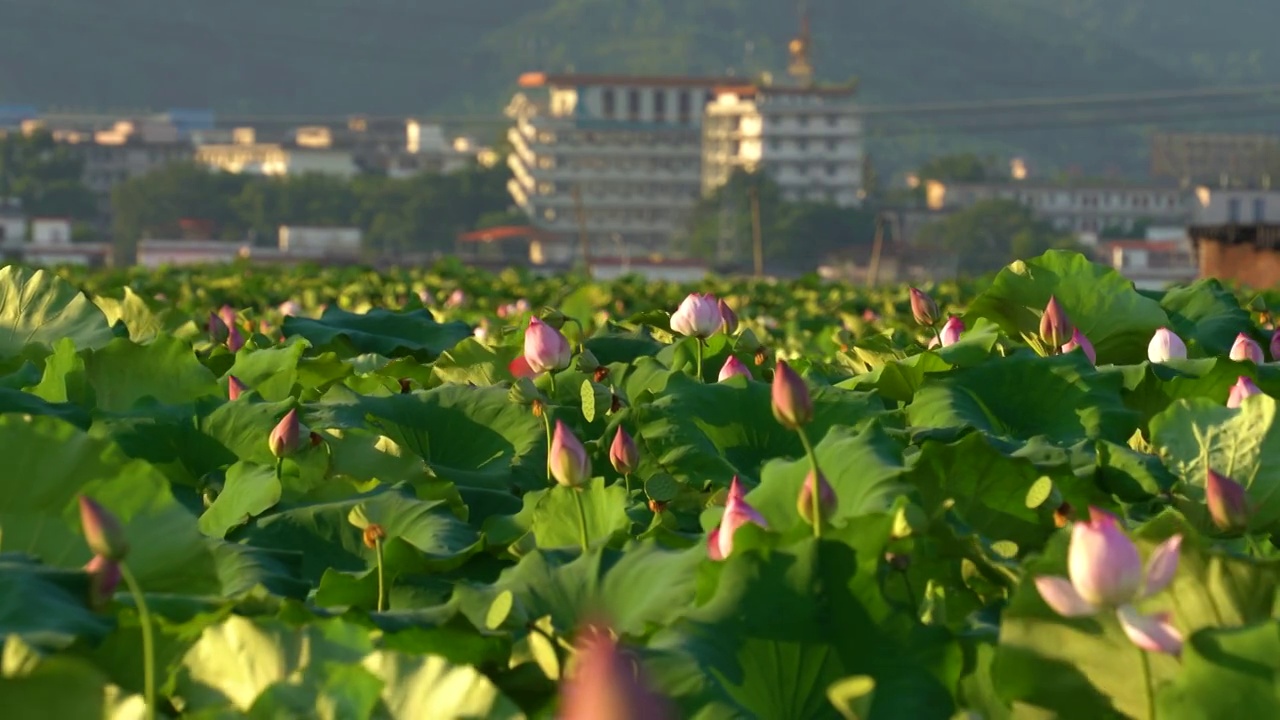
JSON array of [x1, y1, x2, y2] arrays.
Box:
[[1, 250, 1279, 719]]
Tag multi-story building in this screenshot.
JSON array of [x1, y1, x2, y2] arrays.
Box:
[[924, 180, 1191, 234], [81, 119, 194, 219], [1190, 185, 1280, 224], [1150, 132, 1279, 186], [195, 131, 358, 178], [701, 83, 863, 207], [505, 72, 735, 260]]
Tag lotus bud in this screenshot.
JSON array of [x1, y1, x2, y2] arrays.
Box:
[[268, 409, 302, 458], [577, 348, 601, 373], [609, 426, 639, 476], [446, 289, 466, 308], [227, 375, 246, 401], [524, 316, 572, 374], [1039, 296, 1072, 350], [1227, 375, 1262, 409], [1230, 332, 1265, 364], [939, 316, 964, 347], [550, 420, 592, 488], [718, 355, 751, 382], [718, 299, 739, 335], [208, 312, 229, 343], [670, 293, 723, 339], [1147, 327, 1187, 363], [1069, 507, 1144, 607], [559, 627, 674, 720], [771, 360, 813, 429], [227, 324, 245, 353], [84, 555, 121, 610], [708, 477, 769, 561], [1271, 328, 1280, 362], [909, 287, 938, 327], [735, 328, 763, 353], [362, 523, 387, 549], [218, 304, 237, 329], [1205, 468, 1250, 532], [796, 469, 837, 526], [278, 300, 300, 317], [862, 308, 881, 323], [1061, 328, 1096, 365], [508, 376, 545, 406], [78, 495, 129, 561]]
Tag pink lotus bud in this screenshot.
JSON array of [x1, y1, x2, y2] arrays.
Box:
[[771, 360, 813, 429], [718, 355, 751, 382], [909, 287, 938, 327], [1227, 375, 1262, 409], [1271, 328, 1280, 362], [670, 293, 722, 338], [1147, 327, 1186, 363], [524, 317, 572, 375], [227, 375, 246, 401], [862, 308, 880, 323], [268, 409, 301, 458], [218, 304, 237, 329], [1039, 296, 1073, 349], [718, 299, 739, 335], [278, 300, 300, 317], [84, 555, 121, 610], [559, 626, 674, 720], [208, 312, 229, 343], [1069, 507, 1143, 607], [78, 495, 129, 561], [707, 477, 769, 561], [609, 426, 639, 476], [516, 298, 531, 313], [227, 324, 245, 353], [796, 469, 837, 526], [1061, 328, 1096, 365], [550, 420, 592, 488], [446, 289, 466, 308], [1229, 332, 1264, 364], [1205, 468, 1250, 532], [939, 316, 964, 347]]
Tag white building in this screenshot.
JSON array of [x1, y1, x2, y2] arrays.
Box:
[[702, 83, 864, 207], [925, 180, 1191, 234], [505, 72, 733, 257], [1191, 185, 1280, 224], [277, 226, 362, 255], [81, 120, 194, 219], [195, 137, 358, 178], [0, 198, 24, 250]]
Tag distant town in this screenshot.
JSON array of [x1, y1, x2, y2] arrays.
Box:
[[3, 35, 1280, 287]]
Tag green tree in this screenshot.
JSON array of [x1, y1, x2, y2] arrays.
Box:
[[915, 198, 1079, 275], [110, 162, 250, 260], [917, 153, 992, 183], [0, 130, 96, 220]]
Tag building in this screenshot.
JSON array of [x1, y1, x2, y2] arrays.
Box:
[[924, 180, 1191, 234], [277, 226, 362, 256], [1099, 238, 1197, 290], [701, 83, 863, 207], [1190, 224, 1280, 288], [0, 198, 24, 250], [505, 72, 735, 257], [1190, 185, 1280, 224], [81, 119, 194, 218], [195, 133, 358, 178], [1151, 132, 1279, 185], [389, 121, 478, 178]]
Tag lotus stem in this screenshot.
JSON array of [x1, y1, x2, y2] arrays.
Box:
[[1140, 646, 1156, 720], [549, 371, 557, 396], [119, 563, 156, 720], [375, 537, 386, 612], [796, 427, 822, 539], [695, 338, 704, 382], [572, 489, 590, 553], [624, 472, 632, 495], [542, 411, 553, 482]]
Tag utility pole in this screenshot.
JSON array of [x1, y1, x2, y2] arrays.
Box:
[[571, 183, 591, 274], [749, 184, 764, 277]]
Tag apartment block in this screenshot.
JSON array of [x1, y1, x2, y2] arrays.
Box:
[[924, 180, 1191, 234]]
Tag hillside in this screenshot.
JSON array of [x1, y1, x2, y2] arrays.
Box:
[[3, 0, 1278, 173]]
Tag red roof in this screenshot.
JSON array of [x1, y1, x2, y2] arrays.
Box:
[[456, 225, 550, 243]]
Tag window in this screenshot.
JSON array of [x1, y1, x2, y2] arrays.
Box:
[[653, 90, 666, 120], [826, 139, 837, 151], [1254, 197, 1266, 222], [827, 163, 838, 176], [678, 91, 691, 122], [1229, 198, 1241, 223], [798, 138, 809, 151], [827, 115, 839, 127], [797, 115, 809, 127], [627, 89, 641, 120], [602, 89, 616, 118]]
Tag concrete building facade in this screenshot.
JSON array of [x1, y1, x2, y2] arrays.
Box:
[[925, 180, 1191, 234]]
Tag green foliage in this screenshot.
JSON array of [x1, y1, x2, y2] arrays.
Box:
[[0, 130, 97, 220], [916, 199, 1081, 275]]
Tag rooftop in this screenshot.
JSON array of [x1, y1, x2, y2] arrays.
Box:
[[713, 82, 858, 98], [1189, 223, 1280, 249], [518, 72, 740, 89]]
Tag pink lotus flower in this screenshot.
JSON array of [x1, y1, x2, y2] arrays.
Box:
[[227, 324, 245, 353], [550, 420, 592, 488], [1227, 375, 1262, 409], [1034, 507, 1183, 655], [227, 375, 246, 401], [909, 287, 938, 327], [1061, 328, 1096, 365], [208, 313, 229, 343], [797, 469, 837, 526], [278, 300, 301, 317], [670, 293, 722, 338], [771, 360, 813, 429], [718, 355, 751, 382], [524, 317, 572, 375], [718, 299, 739, 335], [609, 426, 639, 476], [446, 289, 466, 308], [1039, 296, 1072, 349], [559, 625, 674, 720], [218, 304, 237, 329], [1271, 328, 1280, 362], [1147, 327, 1186, 363], [78, 496, 129, 561], [84, 555, 121, 610], [1229, 332, 1264, 364], [1206, 468, 1250, 532], [861, 308, 881, 323], [707, 477, 769, 561], [938, 316, 964, 347], [269, 409, 301, 458]]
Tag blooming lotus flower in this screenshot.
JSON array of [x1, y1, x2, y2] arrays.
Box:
[[718, 355, 751, 382], [718, 299, 739, 335], [797, 469, 837, 526], [1061, 328, 1096, 365], [909, 287, 938, 327], [1039, 296, 1072, 349], [1271, 328, 1280, 362], [78, 496, 129, 561], [1034, 507, 1183, 655], [708, 477, 769, 561], [227, 324, 245, 353], [670, 293, 722, 338], [771, 360, 813, 429], [269, 409, 301, 458], [278, 300, 300, 317], [550, 420, 592, 488], [227, 375, 246, 401], [609, 426, 639, 476], [84, 555, 121, 610], [1229, 332, 1264, 364], [208, 312, 229, 343], [939, 316, 964, 347], [524, 316, 572, 374], [559, 627, 674, 720], [1227, 375, 1262, 409], [1205, 468, 1250, 532], [1147, 328, 1186, 363]]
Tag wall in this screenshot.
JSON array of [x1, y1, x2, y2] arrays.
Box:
[[1197, 239, 1280, 288]]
